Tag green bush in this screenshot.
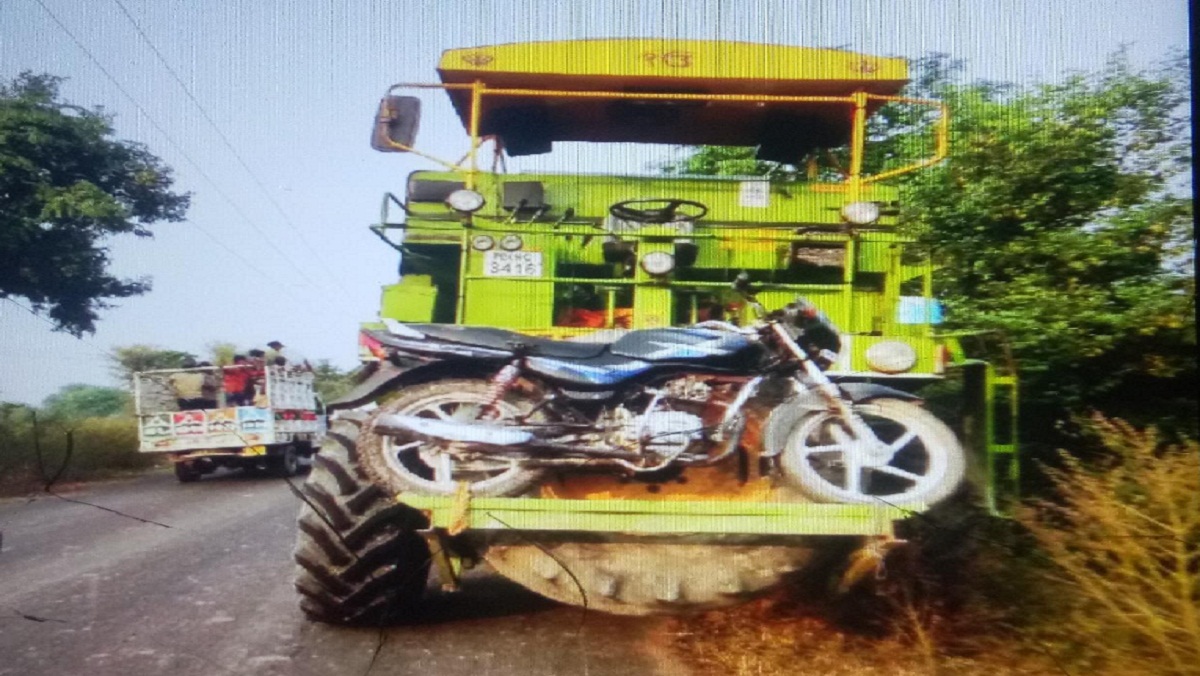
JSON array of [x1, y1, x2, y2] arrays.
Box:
[[0, 405, 155, 492]]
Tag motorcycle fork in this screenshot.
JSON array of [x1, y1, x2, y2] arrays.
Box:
[[769, 323, 880, 444]]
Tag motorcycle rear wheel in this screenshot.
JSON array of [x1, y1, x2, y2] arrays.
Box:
[[359, 379, 544, 497]]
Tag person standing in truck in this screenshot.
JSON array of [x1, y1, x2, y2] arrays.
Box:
[[246, 349, 268, 404], [196, 362, 219, 409], [170, 357, 207, 410], [223, 355, 253, 406], [267, 340, 313, 372]]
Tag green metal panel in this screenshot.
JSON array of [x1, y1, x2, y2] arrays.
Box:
[[381, 275, 437, 321], [401, 495, 912, 537], [405, 171, 899, 229]]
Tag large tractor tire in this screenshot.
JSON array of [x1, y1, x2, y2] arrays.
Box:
[[292, 417, 431, 624], [482, 413, 819, 616], [484, 541, 816, 616]]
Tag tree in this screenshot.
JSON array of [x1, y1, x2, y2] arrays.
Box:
[[667, 52, 1195, 444], [903, 52, 1195, 439], [41, 383, 130, 419], [0, 72, 190, 336], [311, 360, 354, 403], [206, 341, 239, 366], [107, 345, 197, 386]]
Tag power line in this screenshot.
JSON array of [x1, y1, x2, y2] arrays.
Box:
[[29, 0, 338, 314], [109, 0, 357, 302], [0, 298, 113, 364]]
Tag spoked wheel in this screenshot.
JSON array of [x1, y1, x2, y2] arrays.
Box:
[[485, 541, 815, 616], [780, 398, 965, 506], [359, 379, 543, 496]]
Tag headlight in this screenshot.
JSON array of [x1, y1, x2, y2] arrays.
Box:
[[840, 201, 880, 225], [446, 189, 486, 213], [639, 251, 675, 276], [499, 234, 523, 251], [864, 341, 917, 374], [470, 234, 495, 251]]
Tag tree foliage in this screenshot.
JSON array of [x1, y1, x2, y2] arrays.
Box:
[[666, 52, 1195, 441], [312, 360, 355, 403], [107, 344, 197, 386], [0, 72, 190, 335], [41, 383, 130, 420], [903, 52, 1195, 437]]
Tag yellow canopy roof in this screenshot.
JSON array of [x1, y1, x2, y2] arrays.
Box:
[[436, 39, 909, 156]]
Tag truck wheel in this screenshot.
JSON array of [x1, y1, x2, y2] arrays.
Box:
[[174, 460, 201, 483], [293, 418, 431, 624], [358, 379, 543, 497], [780, 398, 966, 506], [269, 444, 300, 478], [485, 541, 815, 615]]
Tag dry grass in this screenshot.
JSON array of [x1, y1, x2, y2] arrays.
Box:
[[671, 416, 1199, 676], [0, 412, 156, 495], [1021, 416, 1200, 675], [671, 594, 1054, 676]]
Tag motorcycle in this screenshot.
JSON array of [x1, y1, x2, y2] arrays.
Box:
[[357, 274, 966, 506]]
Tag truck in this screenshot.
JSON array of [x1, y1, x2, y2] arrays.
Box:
[[293, 39, 1018, 622], [135, 364, 325, 482]]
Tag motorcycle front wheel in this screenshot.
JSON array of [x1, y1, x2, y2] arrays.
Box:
[[779, 398, 965, 506], [359, 379, 544, 497]]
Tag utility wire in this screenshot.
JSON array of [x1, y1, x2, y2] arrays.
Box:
[[30, 0, 338, 314], [110, 0, 357, 302]]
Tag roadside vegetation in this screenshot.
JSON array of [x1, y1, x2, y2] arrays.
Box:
[[668, 51, 1195, 675], [675, 417, 1199, 675], [0, 392, 149, 495]]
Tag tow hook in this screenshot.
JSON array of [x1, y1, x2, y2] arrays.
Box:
[[837, 535, 907, 593]]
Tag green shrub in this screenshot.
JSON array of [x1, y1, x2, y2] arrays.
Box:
[[0, 406, 155, 492]]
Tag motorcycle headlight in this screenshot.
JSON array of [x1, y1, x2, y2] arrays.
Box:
[[840, 201, 880, 225], [639, 251, 675, 276], [446, 189, 486, 213], [864, 341, 918, 374]]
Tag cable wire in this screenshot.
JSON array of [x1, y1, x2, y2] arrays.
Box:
[[110, 0, 358, 301], [29, 0, 340, 314]]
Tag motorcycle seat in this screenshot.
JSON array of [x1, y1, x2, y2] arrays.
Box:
[[403, 324, 609, 360]]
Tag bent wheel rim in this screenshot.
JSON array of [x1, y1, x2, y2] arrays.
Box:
[[380, 392, 525, 493], [787, 405, 950, 503]]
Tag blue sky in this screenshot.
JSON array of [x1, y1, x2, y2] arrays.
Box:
[[0, 0, 1191, 404]]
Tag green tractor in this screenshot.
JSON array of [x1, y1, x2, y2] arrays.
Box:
[[293, 39, 1018, 622]]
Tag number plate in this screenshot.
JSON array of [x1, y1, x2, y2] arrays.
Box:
[[483, 251, 543, 277]]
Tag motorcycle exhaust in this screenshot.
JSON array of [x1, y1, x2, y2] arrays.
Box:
[[372, 414, 535, 446]]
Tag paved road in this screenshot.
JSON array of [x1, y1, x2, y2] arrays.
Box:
[[0, 471, 692, 676]]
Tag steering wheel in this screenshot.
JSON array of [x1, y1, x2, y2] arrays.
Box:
[[609, 199, 708, 224]]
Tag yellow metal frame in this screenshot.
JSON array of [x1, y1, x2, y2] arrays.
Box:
[[377, 81, 949, 190]]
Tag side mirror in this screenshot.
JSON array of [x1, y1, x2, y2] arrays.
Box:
[[371, 95, 420, 152]]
